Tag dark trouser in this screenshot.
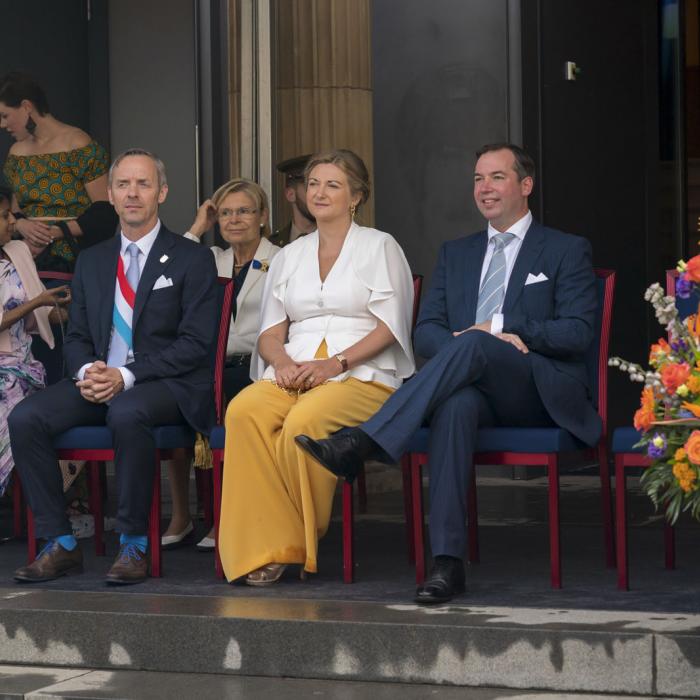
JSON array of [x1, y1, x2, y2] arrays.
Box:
[[361, 331, 553, 558], [8, 379, 184, 539], [223, 355, 252, 403]]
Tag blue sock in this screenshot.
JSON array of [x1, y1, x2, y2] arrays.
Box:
[[55, 534, 78, 551], [120, 534, 148, 553]]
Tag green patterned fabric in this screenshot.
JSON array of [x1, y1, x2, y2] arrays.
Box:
[[2, 141, 109, 270]]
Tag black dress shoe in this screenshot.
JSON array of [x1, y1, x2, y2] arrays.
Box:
[[415, 556, 465, 605], [295, 428, 380, 483]]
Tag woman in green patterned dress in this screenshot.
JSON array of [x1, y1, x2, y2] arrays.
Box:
[[0, 72, 117, 273]]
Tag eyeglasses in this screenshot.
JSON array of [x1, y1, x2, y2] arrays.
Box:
[[219, 207, 259, 220]]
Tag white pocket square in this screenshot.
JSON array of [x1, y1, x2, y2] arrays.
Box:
[[152, 275, 173, 290], [525, 272, 548, 286]]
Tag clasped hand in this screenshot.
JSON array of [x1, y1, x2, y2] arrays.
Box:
[[16, 218, 57, 248], [273, 357, 342, 391], [453, 322, 528, 353], [76, 361, 125, 403]]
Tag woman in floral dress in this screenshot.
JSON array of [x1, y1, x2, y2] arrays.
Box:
[[0, 187, 70, 495]]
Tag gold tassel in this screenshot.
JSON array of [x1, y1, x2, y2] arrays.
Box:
[[193, 432, 213, 470]]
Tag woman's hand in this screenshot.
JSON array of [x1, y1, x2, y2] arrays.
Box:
[[294, 357, 343, 390], [189, 199, 218, 238], [272, 356, 303, 390], [34, 285, 72, 309], [15, 218, 55, 247]]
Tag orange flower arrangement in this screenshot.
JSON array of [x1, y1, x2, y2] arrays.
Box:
[[660, 362, 690, 393], [685, 254, 700, 282], [634, 387, 656, 432], [610, 266, 700, 523]]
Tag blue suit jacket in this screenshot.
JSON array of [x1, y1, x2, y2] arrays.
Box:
[[413, 220, 602, 446], [64, 225, 219, 435]]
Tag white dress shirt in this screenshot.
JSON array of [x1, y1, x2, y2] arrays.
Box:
[[253, 223, 415, 388], [77, 221, 161, 390], [478, 210, 532, 334]]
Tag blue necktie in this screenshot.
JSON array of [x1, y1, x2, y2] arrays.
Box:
[[475, 232, 516, 324], [107, 243, 141, 367]]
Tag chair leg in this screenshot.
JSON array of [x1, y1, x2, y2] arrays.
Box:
[[467, 467, 480, 564], [357, 464, 368, 514], [87, 461, 105, 556], [598, 442, 615, 568], [663, 502, 676, 570], [615, 455, 629, 590], [195, 467, 214, 529], [401, 455, 415, 564], [149, 458, 162, 578], [212, 450, 225, 580], [547, 455, 561, 589], [343, 481, 354, 583], [27, 507, 37, 563], [411, 454, 426, 585], [12, 472, 23, 538]]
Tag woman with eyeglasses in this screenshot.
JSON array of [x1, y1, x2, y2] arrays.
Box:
[[218, 149, 415, 586], [161, 178, 280, 551]]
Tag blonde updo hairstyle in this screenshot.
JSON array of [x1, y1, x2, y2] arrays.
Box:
[[211, 178, 271, 238], [304, 149, 370, 212]]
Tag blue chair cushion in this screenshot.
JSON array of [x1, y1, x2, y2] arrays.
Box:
[[53, 425, 196, 450], [209, 425, 225, 450], [53, 427, 112, 450], [404, 426, 586, 455], [611, 427, 644, 454]]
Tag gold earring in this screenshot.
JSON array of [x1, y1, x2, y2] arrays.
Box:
[[350, 203, 357, 220]]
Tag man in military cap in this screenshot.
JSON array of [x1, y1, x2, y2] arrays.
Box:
[[269, 154, 316, 246]]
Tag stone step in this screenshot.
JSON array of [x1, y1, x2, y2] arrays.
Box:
[[0, 664, 684, 700], [0, 588, 698, 698], [2, 663, 692, 700]]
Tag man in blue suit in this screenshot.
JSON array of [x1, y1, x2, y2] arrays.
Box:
[[9, 149, 218, 585], [297, 143, 601, 603]]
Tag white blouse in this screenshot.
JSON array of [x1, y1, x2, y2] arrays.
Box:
[[253, 223, 415, 389]]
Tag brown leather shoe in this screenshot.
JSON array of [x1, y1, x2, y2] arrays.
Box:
[[14, 541, 83, 583], [105, 543, 149, 585]]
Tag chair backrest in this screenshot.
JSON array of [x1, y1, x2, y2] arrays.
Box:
[[411, 274, 424, 335], [666, 269, 698, 320], [213, 276, 235, 424], [585, 269, 616, 436]]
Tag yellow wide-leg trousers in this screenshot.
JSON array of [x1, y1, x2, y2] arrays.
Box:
[[218, 377, 393, 582]]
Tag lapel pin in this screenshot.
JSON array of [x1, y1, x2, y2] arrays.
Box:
[[160, 254, 169, 263]]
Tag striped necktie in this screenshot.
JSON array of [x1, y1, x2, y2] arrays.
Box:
[[475, 232, 516, 324], [107, 243, 141, 367]]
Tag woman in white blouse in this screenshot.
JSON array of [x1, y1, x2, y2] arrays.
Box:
[[161, 179, 280, 551], [218, 149, 415, 585]]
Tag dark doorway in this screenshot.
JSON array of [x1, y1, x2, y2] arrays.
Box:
[[522, 0, 662, 429], [0, 0, 110, 183]]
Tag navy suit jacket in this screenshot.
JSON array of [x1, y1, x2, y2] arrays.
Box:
[[64, 225, 219, 435], [413, 220, 602, 447]]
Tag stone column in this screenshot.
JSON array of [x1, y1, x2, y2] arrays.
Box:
[[273, 0, 374, 224]]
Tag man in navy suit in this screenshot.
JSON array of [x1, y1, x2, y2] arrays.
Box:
[[9, 149, 218, 585], [297, 143, 601, 603]]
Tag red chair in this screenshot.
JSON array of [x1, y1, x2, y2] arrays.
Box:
[[612, 269, 692, 589], [406, 268, 616, 589], [26, 276, 234, 578], [340, 273, 424, 583], [612, 427, 675, 590]]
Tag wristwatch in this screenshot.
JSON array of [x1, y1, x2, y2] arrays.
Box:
[[334, 353, 348, 372]]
